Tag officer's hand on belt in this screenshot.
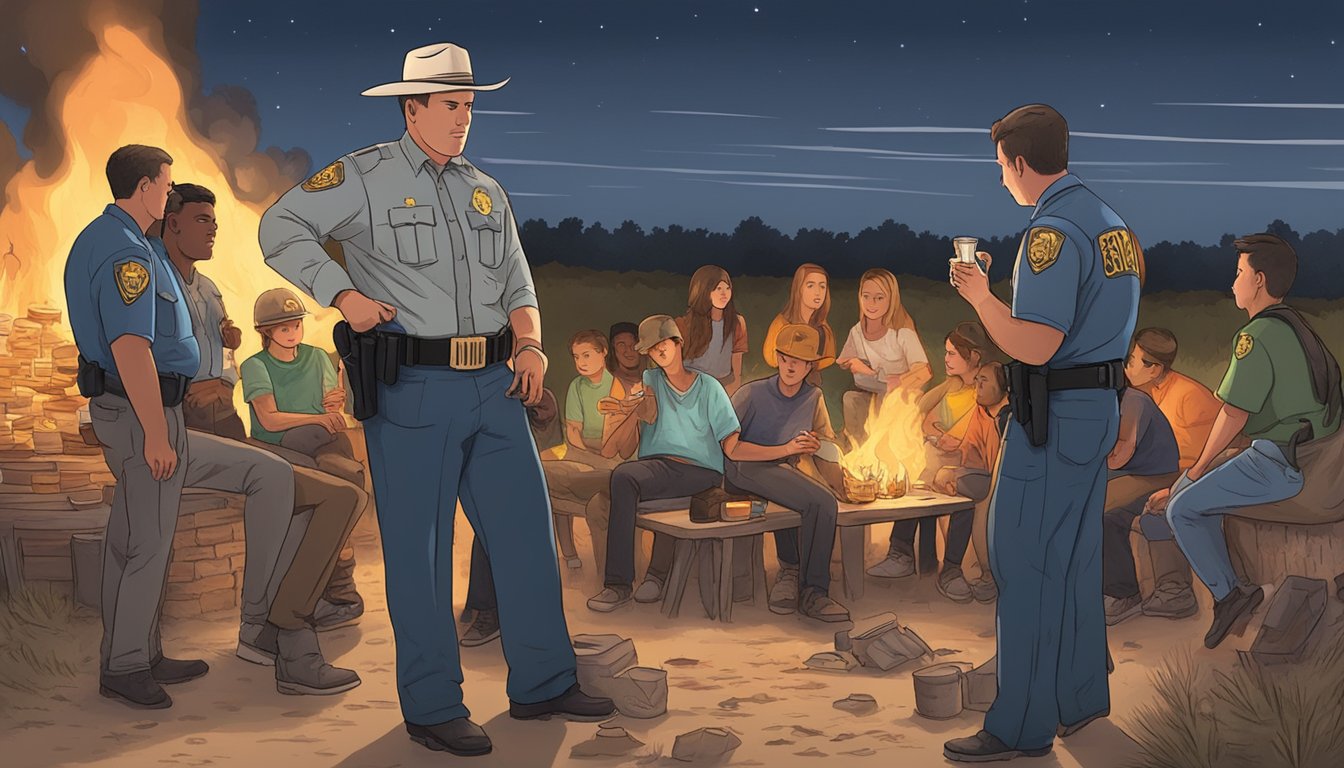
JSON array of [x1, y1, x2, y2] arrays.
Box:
[[950, 252, 993, 306], [333, 290, 398, 333], [507, 346, 547, 407]]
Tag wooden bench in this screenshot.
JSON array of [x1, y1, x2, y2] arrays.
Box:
[[634, 491, 974, 620]]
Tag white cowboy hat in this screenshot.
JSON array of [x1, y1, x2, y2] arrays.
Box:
[[361, 43, 509, 97]]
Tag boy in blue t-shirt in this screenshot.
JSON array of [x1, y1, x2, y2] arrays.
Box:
[[587, 315, 819, 612]]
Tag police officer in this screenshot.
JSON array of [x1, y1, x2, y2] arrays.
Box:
[[943, 105, 1141, 762], [68, 147, 359, 709], [259, 43, 613, 756], [1145, 233, 1341, 649]]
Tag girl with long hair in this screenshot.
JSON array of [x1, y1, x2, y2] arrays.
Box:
[[763, 263, 836, 384], [676, 265, 748, 395], [836, 268, 932, 440]]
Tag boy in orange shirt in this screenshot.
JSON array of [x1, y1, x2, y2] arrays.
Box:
[[1125, 328, 1220, 470]]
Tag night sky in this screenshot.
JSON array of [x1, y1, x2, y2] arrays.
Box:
[[20, 1, 1344, 243]]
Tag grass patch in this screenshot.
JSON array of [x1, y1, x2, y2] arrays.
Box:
[[0, 586, 95, 709], [1128, 626, 1344, 768]]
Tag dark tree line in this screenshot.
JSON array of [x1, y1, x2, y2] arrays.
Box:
[[519, 216, 1344, 297]]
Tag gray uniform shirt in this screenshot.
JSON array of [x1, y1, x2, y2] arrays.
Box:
[[181, 269, 237, 384], [259, 132, 538, 338]]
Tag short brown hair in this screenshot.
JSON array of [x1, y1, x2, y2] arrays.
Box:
[[570, 330, 609, 355], [990, 104, 1069, 175], [1132, 327, 1178, 369], [398, 94, 431, 117], [1234, 233, 1297, 298], [106, 144, 173, 200], [980, 361, 1008, 393]]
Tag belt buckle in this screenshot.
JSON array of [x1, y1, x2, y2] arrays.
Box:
[[450, 336, 488, 370]]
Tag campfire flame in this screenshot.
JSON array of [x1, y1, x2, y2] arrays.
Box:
[[841, 387, 927, 501], [0, 24, 336, 380]]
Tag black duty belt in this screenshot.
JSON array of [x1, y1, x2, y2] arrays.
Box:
[[103, 371, 192, 408], [390, 327, 515, 369], [1045, 360, 1126, 392]]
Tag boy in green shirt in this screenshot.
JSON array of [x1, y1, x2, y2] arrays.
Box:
[[564, 330, 617, 457], [1146, 234, 1342, 649], [241, 288, 351, 463]]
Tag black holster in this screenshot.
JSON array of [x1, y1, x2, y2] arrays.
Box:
[[334, 322, 383, 421], [77, 355, 107, 398], [1006, 362, 1050, 447]]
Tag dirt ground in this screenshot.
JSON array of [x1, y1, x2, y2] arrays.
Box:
[[0, 512, 1261, 768]]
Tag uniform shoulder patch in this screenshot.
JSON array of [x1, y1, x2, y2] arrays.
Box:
[[1235, 332, 1254, 360], [1026, 226, 1065, 274], [1097, 228, 1141, 279], [301, 160, 345, 192], [114, 259, 150, 305]]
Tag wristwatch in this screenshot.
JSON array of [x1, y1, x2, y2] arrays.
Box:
[[515, 344, 548, 371]]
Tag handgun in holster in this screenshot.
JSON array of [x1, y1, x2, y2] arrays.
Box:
[[76, 355, 107, 398], [1006, 361, 1050, 447], [334, 322, 380, 421]]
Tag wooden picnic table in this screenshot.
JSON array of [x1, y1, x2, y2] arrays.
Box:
[[635, 490, 974, 620]]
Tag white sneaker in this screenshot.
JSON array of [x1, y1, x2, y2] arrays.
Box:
[[866, 551, 916, 579]]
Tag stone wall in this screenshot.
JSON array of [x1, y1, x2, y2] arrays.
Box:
[[162, 491, 248, 618]]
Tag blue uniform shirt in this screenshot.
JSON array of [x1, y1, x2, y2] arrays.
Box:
[[64, 204, 200, 379], [1010, 174, 1141, 368]]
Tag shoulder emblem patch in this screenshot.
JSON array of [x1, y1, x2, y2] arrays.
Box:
[[301, 160, 345, 192], [1098, 228, 1141, 279], [114, 260, 150, 305], [471, 187, 493, 216], [1026, 226, 1065, 274], [1235, 333, 1254, 360]]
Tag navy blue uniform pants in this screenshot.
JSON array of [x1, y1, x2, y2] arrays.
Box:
[[984, 391, 1118, 750], [364, 362, 577, 726]]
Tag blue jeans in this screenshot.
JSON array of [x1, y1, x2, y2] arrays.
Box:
[[1163, 440, 1304, 601], [364, 362, 577, 725], [984, 391, 1118, 751]]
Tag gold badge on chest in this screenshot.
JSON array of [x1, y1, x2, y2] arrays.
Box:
[[1235, 333, 1254, 360], [1026, 226, 1065, 274], [471, 187, 493, 216], [301, 160, 345, 192], [114, 260, 150, 305]]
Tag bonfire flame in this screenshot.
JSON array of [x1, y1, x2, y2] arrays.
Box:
[[0, 24, 334, 413], [841, 387, 926, 502]]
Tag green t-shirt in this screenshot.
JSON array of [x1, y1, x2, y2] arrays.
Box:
[[1216, 314, 1339, 446], [565, 369, 614, 444], [240, 344, 338, 445]]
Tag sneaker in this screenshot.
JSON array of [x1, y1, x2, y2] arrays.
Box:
[[274, 626, 362, 696], [937, 567, 974, 604], [459, 608, 500, 648], [237, 622, 279, 667], [970, 577, 998, 604], [944, 730, 1051, 762], [1104, 594, 1143, 626], [1142, 581, 1198, 619], [866, 551, 915, 579], [586, 586, 632, 613], [311, 598, 364, 632], [769, 567, 799, 615], [633, 577, 665, 603], [1205, 585, 1263, 649], [799, 588, 850, 623]]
